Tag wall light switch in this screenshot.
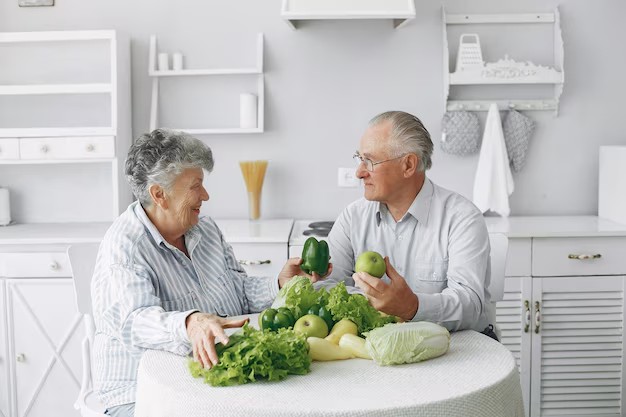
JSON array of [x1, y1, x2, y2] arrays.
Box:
[[337, 167, 359, 188]]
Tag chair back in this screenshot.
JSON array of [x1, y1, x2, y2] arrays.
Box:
[[488, 233, 509, 303], [486, 233, 509, 339], [68, 242, 100, 315], [67, 242, 107, 416]]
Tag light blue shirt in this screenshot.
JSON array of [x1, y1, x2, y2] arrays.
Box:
[[91, 202, 278, 408], [325, 178, 491, 332]]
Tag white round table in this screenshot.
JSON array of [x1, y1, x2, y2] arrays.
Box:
[[134, 325, 524, 417]]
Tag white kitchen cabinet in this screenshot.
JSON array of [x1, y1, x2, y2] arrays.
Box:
[[489, 217, 626, 417], [6, 278, 83, 417], [0, 224, 108, 417], [0, 280, 8, 417], [215, 219, 293, 281], [0, 30, 132, 222]]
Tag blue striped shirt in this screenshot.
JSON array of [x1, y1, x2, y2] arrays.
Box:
[[91, 201, 278, 408]]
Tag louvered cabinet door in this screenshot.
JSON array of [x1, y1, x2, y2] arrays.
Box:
[[497, 276, 532, 417], [0, 279, 10, 417], [531, 276, 625, 417]]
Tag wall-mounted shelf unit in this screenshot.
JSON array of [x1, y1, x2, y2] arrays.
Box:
[[0, 30, 132, 221], [443, 8, 564, 115], [148, 33, 264, 134], [281, 0, 415, 30]]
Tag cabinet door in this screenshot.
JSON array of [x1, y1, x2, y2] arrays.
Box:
[[229, 243, 287, 280], [0, 280, 9, 417], [7, 279, 83, 417], [496, 276, 532, 417], [531, 276, 625, 417]]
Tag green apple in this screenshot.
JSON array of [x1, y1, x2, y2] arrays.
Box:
[[354, 251, 386, 278], [293, 314, 329, 338]]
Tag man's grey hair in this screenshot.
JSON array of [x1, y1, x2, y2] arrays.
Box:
[[125, 128, 214, 207], [368, 111, 433, 171]]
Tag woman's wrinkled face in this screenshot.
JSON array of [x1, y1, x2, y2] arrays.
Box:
[[165, 168, 209, 232]]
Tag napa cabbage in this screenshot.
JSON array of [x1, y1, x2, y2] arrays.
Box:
[[364, 321, 450, 366]]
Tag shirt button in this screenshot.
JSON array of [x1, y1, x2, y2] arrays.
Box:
[[398, 235, 403, 240]]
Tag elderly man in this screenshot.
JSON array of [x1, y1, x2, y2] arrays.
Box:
[[325, 111, 493, 336], [91, 129, 325, 417]]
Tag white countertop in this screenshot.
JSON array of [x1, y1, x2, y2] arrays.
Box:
[[213, 219, 293, 243], [1, 216, 625, 246], [0, 222, 111, 245], [485, 216, 626, 238]]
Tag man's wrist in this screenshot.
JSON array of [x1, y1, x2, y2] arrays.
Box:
[[402, 293, 419, 321]]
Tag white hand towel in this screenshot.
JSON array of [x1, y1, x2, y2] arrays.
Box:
[[472, 103, 514, 217]]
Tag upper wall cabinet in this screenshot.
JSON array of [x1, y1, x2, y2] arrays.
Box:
[[443, 7, 564, 116], [281, 0, 416, 30], [0, 30, 132, 221]]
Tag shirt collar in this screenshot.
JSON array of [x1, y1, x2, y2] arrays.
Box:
[[133, 201, 167, 246], [134, 201, 203, 251], [375, 177, 434, 226]]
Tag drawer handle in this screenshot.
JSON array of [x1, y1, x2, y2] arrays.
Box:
[[534, 301, 541, 334], [40, 144, 50, 154], [16, 353, 26, 363], [86, 144, 96, 152], [523, 300, 530, 333], [568, 253, 602, 260], [238, 259, 271, 266], [49, 261, 60, 271]]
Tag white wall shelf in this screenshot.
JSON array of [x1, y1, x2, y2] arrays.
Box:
[[0, 30, 132, 221], [148, 33, 265, 134], [281, 0, 416, 29], [443, 7, 565, 115]]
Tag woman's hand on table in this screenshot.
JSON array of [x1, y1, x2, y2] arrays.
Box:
[[353, 257, 418, 321], [185, 313, 249, 369], [277, 257, 333, 288]]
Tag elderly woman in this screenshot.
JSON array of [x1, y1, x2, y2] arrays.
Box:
[[91, 129, 325, 417]]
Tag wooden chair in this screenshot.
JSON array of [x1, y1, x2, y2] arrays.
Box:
[[67, 243, 107, 417]]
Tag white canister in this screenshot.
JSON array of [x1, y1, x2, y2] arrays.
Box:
[[172, 52, 184, 71], [158, 53, 169, 71], [240, 93, 257, 129], [0, 187, 11, 226]]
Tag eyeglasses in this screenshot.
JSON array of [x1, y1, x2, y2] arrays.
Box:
[[353, 151, 406, 172]]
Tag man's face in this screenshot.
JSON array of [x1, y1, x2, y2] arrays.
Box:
[[356, 120, 405, 203], [165, 167, 209, 231]]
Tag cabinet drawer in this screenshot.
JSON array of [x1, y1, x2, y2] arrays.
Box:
[[0, 138, 19, 160], [229, 243, 286, 279], [0, 252, 71, 277], [532, 237, 626, 276], [505, 238, 531, 277], [19, 136, 114, 160]]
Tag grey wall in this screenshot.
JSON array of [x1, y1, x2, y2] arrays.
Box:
[[1, 0, 625, 222]]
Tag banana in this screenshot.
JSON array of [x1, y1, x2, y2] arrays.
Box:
[[338, 334, 372, 360], [307, 337, 354, 361], [325, 318, 358, 345]]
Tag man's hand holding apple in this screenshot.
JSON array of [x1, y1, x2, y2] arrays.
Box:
[[353, 256, 418, 321]]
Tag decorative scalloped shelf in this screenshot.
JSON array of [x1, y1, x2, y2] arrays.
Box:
[[281, 0, 415, 29], [443, 7, 565, 115]]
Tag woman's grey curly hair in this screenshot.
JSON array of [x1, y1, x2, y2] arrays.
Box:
[[125, 128, 214, 207]]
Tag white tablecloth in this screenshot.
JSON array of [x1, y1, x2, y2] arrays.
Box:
[[135, 328, 524, 417]]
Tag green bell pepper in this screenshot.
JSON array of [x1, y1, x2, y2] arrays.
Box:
[[258, 307, 296, 331], [306, 303, 335, 331], [300, 237, 330, 275]]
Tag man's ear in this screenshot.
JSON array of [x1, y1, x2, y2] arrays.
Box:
[[403, 154, 418, 177], [149, 184, 168, 209]]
